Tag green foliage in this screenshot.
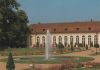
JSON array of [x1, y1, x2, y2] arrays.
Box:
[[6, 48, 15, 70], [78, 43, 83, 47], [0, 0, 28, 49], [58, 42, 64, 48], [0, 48, 71, 56], [94, 43, 99, 54], [94, 43, 99, 48], [74, 43, 77, 47], [36, 42, 40, 48], [90, 41, 93, 47], [58, 42, 64, 53], [70, 42, 74, 51], [86, 44, 88, 50]]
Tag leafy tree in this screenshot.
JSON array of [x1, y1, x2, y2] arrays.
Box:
[[0, 0, 28, 49], [58, 42, 64, 53], [78, 43, 83, 47], [6, 48, 15, 70], [64, 42, 67, 47], [36, 42, 39, 48], [86, 44, 88, 50], [90, 41, 93, 47], [70, 42, 74, 51], [68, 44, 70, 47], [94, 43, 99, 54], [74, 43, 77, 47]]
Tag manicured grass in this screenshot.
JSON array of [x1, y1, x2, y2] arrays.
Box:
[[0, 47, 87, 56], [0, 48, 45, 56], [0, 56, 94, 64], [0, 48, 71, 56]]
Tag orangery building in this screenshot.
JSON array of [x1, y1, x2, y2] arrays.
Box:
[[28, 21, 100, 48]]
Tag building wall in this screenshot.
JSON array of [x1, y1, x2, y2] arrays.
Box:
[[28, 32, 99, 48]]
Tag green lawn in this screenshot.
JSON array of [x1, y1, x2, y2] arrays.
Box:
[[0, 56, 94, 64], [0, 47, 87, 56], [0, 48, 70, 56]]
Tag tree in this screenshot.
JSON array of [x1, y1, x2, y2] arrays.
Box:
[[86, 44, 88, 50], [36, 42, 39, 48], [0, 0, 28, 49], [68, 44, 70, 47], [6, 48, 15, 70], [94, 43, 99, 54], [58, 42, 64, 53], [70, 42, 74, 52], [74, 43, 77, 47], [90, 41, 93, 47], [78, 43, 83, 47]]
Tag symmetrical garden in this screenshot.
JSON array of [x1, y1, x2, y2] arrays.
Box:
[[0, 46, 100, 70]]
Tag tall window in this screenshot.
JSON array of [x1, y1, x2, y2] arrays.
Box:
[[59, 36, 62, 43], [64, 36, 67, 46], [76, 36, 79, 44], [70, 36, 73, 44], [88, 35, 91, 45], [42, 36, 45, 47], [53, 36, 56, 47], [82, 36, 85, 46], [37, 36, 40, 43], [94, 35, 98, 44], [36, 36, 40, 47]]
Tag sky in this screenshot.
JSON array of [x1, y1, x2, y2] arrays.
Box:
[[17, 0, 100, 23]]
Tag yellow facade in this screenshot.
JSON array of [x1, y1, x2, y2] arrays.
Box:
[[28, 32, 99, 48]]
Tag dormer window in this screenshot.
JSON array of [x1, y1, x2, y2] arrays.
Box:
[[43, 29, 45, 31], [76, 28, 79, 31], [54, 28, 56, 32], [88, 27, 91, 30], [65, 28, 67, 31]]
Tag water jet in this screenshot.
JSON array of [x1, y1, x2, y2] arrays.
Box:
[[45, 30, 51, 60]]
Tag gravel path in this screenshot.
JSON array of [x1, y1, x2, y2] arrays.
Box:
[[0, 62, 29, 70]]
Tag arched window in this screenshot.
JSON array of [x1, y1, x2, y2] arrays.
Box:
[[76, 36, 79, 44], [88, 35, 91, 45], [53, 36, 56, 47], [65, 28, 67, 31], [42, 36, 45, 44], [59, 36, 62, 43], [36, 36, 40, 47], [37, 36, 40, 43], [64, 36, 67, 46], [54, 28, 56, 32], [42, 36, 45, 47], [76, 28, 79, 31], [82, 36, 85, 46], [53, 36, 56, 42], [94, 35, 98, 44], [70, 36, 73, 44]]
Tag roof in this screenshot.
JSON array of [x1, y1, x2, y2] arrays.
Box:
[[29, 21, 100, 34]]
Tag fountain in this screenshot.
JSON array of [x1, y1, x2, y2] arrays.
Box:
[[45, 30, 51, 60]]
